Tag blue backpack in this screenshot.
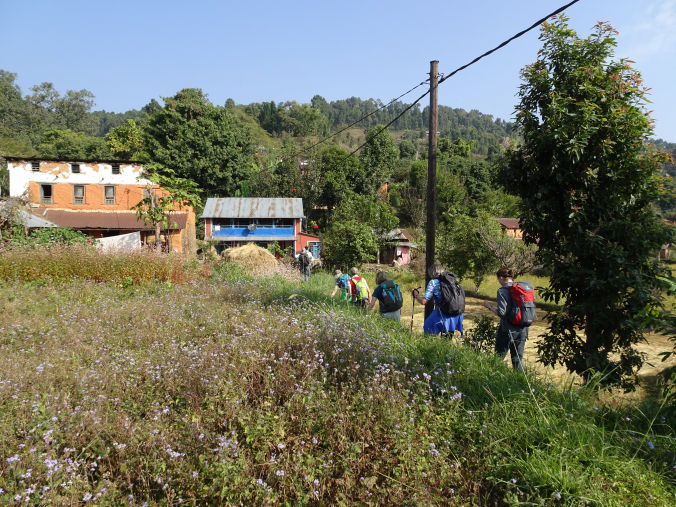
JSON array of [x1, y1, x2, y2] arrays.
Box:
[[379, 280, 403, 313]]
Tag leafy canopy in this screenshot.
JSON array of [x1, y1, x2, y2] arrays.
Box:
[[503, 17, 673, 388]]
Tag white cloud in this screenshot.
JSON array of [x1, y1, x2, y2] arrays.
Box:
[[623, 0, 676, 57]]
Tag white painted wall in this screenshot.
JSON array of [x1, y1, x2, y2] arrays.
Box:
[[8, 161, 153, 197]]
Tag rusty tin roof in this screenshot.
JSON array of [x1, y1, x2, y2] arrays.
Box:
[[201, 198, 304, 219], [38, 210, 188, 230]]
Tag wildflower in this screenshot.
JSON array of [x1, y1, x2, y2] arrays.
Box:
[[511, 478, 517, 484], [6, 454, 20, 464], [647, 441, 655, 450], [554, 492, 562, 499], [275, 469, 285, 477], [277, 443, 285, 450], [83, 492, 93, 501]]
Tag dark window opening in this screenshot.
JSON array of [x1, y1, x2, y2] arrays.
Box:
[[40, 184, 53, 204], [111, 163, 120, 175], [71, 163, 80, 174], [31, 161, 40, 172]]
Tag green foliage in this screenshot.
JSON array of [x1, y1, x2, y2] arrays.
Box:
[[0, 273, 672, 504], [4, 225, 92, 246], [37, 128, 112, 159], [503, 17, 673, 388], [106, 119, 147, 160], [132, 164, 200, 244], [438, 214, 500, 291], [321, 219, 376, 270], [144, 88, 255, 198], [358, 125, 398, 194], [462, 314, 497, 353]]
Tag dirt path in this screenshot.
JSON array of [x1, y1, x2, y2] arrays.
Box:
[[409, 296, 675, 399]]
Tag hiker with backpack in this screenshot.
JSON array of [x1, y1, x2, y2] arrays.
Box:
[[348, 267, 370, 308], [367, 271, 403, 321], [298, 247, 313, 282], [483, 267, 536, 372], [412, 264, 465, 337], [330, 269, 352, 301]]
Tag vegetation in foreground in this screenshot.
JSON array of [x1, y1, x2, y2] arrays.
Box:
[[0, 251, 673, 505]]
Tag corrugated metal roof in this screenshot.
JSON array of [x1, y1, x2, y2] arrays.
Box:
[[39, 210, 188, 230], [19, 210, 58, 228], [201, 198, 304, 219]]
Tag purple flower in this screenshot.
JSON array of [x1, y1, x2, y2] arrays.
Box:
[[647, 441, 655, 450]]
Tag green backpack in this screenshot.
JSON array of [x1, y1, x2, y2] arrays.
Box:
[[352, 276, 369, 301]]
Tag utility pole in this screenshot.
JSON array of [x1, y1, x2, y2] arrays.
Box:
[[425, 60, 439, 320]]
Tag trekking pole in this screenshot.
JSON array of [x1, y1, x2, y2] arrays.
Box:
[[410, 287, 421, 332]]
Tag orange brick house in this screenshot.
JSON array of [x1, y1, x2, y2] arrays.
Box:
[[6, 157, 196, 255]]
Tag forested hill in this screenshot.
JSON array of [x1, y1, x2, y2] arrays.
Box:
[[0, 70, 512, 160]]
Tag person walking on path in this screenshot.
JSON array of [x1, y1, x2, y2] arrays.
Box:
[[483, 267, 530, 372], [298, 247, 313, 282], [330, 269, 352, 301], [367, 271, 403, 321], [412, 264, 464, 337], [349, 267, 370, 308]]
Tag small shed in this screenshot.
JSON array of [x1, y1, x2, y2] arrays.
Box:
[[383, 228, 417, 265]]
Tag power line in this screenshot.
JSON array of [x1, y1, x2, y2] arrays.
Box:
[[298, 80, 429, 156], [348, 0, 583, 157]]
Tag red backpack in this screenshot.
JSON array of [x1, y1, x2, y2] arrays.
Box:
[[508, 281, 536, 326]]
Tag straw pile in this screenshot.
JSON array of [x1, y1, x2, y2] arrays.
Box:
[[221, 243, 278, 268]]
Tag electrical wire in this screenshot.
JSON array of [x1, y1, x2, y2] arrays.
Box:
[[347, 0, 583, 157]]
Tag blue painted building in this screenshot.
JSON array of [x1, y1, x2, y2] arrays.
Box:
[[201, 197, 319, 256]]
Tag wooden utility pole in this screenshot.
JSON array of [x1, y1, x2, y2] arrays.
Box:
[[425, 60, 439, 320]]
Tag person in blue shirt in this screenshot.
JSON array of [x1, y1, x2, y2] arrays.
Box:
[[330, 269, 352, 301], [367, 271, 402, 321], [412, 264, 464, 337]]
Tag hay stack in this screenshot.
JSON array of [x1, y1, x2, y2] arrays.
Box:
[[221, 243, 278, 268]]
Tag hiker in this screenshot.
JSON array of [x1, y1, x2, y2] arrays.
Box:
[[298, 247, 312, 282], [367, 271, 403, 321], [483, 267, 536, 372], [348, 267, 370, 308], [412, 264, 464, 337], [330, 269, 352, 301]]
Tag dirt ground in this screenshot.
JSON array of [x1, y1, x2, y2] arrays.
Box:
[[409, 295, 676, 400]]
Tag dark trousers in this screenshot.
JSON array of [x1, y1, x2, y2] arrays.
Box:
[[495, 326, 528, 372]]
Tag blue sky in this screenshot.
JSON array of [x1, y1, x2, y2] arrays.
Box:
[[2, 0, 675, 141]]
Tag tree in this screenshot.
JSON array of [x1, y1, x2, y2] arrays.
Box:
[[321, 219, 376, 270], [359, 125, 398, 194], [106, 119, 147, 160], [144, 88, 255, 198], [324, 193, 398, 266], [132, 164, 200, 247], [37, 129, 112, 159], [438, 214, 501, 292], [503, 17, 673, 388]]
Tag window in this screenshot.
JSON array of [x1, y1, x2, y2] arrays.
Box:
[[31, 161, 40, 172], [111, 163, 120, 175], [71, 163, 80, 174], [73, 185, 85, 205], [104, 185, 115, 205], [40, 184, 53, 204], [257, 218, 273, 228]]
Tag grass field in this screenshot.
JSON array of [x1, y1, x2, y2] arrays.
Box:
[[0, 247, 674, 504]]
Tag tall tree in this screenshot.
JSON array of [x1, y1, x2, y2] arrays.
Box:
[[503, 17, 672, 388], [359, 125, 398, 194], [144, 88, 255, 198]]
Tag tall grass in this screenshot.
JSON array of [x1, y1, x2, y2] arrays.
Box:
[[0, 252, 673, 504], [0, 244, 209, 284]]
